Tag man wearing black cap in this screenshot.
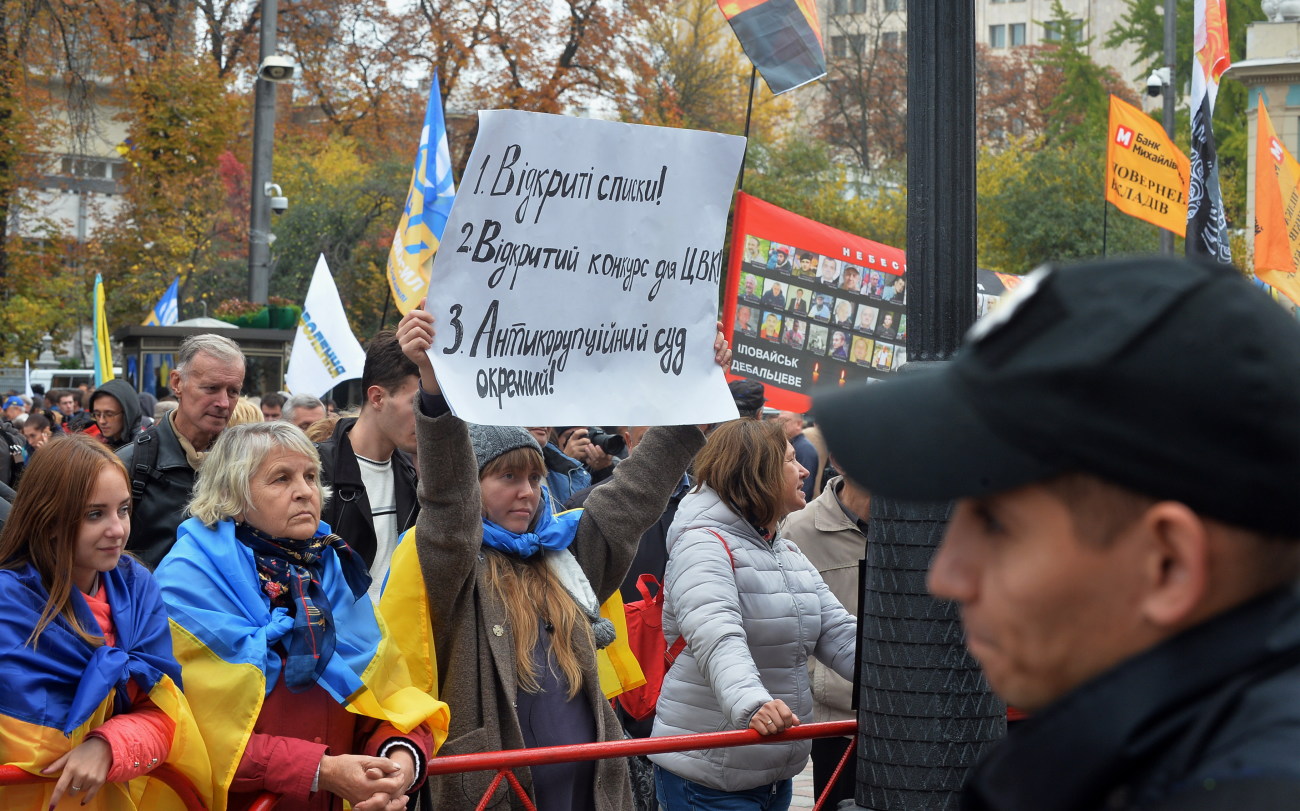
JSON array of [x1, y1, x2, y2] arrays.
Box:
[[815, 256, 1300, 809]]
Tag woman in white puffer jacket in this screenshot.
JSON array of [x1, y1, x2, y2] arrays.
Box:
[[650, 418, 857, 810]]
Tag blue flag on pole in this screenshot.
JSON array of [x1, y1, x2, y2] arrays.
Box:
[[143, 277, 180, 327], [385, 72, 457, 315], [142, 278, 179, 394]]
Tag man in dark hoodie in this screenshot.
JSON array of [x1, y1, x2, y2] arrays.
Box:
[[90, 379, 146, 450]]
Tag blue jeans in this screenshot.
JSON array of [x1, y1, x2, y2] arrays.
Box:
[[654, 765, 792, 811]]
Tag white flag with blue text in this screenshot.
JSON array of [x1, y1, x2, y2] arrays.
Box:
[[286, 255, 367, 397]]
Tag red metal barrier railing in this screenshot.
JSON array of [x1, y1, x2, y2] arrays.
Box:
[[426, 719, 858, 811]]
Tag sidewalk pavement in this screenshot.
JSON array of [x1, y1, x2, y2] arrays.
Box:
[[791, 759, 816, 809]]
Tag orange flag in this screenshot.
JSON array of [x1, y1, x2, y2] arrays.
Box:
[[1253, 100, 1300, 305], [1105, 95, 1190, 236]]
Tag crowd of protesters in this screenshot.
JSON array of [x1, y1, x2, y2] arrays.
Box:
[[5, 253, 1300, 811]]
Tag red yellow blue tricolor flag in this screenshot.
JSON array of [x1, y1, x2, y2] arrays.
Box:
[[387, 72, 457, 316], [717, 0, 826, 95]]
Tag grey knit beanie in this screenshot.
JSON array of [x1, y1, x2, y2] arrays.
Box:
[[468, 424, 542, 473]]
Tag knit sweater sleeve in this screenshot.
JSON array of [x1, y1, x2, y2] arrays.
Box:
[[573, 425, 705, 602], [412, 398, 484, 680]]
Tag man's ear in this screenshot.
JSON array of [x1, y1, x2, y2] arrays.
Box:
[[1138, 502, 1210, 629], [366, 385, 385, 410]]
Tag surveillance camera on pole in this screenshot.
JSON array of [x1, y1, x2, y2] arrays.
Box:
[[1147, 67, 1171, 98], [265, 182, 288, 215], [258, 54, 297, 83]]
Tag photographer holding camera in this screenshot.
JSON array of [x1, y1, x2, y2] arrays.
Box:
[[560, 426, 629, 483], [524, 426, 629, 511]]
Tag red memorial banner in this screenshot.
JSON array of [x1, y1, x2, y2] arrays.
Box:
[[724, 192, 1020, 412], [724, 192, 906, 412]]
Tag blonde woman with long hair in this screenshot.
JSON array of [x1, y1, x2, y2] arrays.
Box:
[[395, 306, 731, 811]]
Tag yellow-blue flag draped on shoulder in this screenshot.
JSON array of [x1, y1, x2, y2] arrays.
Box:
[[156, 518, 450, 811]]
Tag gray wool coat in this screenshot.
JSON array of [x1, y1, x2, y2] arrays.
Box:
[[413, 406, 704, 809], [649, 485, 857, 791]]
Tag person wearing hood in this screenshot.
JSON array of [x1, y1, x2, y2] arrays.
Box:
[[90, 380, 145, 451]]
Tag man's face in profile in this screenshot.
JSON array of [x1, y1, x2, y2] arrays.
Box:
[[928, 484, 1156, 713]]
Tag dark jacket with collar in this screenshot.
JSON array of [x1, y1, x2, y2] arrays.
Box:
[[119, 413, 195, 568], [316, 416, 418, 569], [962, 583, 1300, 811]]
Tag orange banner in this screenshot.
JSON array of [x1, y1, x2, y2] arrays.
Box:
[[1105, 95, 1190, 236], [1253, 100, 1300, 305]]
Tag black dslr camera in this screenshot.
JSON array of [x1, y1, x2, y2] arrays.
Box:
[[586, 427, 626, 455]]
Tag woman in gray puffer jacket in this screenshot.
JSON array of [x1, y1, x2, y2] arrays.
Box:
[[650, 419, 857, 810]]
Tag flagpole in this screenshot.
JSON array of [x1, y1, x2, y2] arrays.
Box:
[[1159, 0, 1175, 254], [738, 66, 758, 191], [1103, 199, 1109, 257]]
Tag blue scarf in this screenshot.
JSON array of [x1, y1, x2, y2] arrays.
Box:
[[234, 523, 370, 690], [480, 500, 584, 558]]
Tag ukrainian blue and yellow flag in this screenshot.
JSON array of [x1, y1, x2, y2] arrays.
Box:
[[381, 520, 645, 703], [156, 518, 450, 811], [386, 71, 456, 316], [141, 278, 179, 395], [0, 559, 210, 809], [93, 274, 114, 386]]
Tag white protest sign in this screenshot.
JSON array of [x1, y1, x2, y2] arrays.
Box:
[[285, 254, 367, 397], [423, 110, 745, 426]]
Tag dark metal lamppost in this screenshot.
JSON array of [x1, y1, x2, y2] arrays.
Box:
[[851, 3, 1005, 808]]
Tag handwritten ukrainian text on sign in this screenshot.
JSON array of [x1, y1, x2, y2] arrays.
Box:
[[423, 111, 746, 426]]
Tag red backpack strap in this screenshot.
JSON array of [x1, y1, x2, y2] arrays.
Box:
[[667, 635, 687, 663], [666, 529, 738, 660], [704, 529, 736, 569]]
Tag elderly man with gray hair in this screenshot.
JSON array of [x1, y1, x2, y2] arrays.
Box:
[[284, 393, 327, 432], [121, 332, 245, 567]]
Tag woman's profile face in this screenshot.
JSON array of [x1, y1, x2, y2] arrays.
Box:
[[480, 466, 543, 533], [779, 442, 809, 518], [242, 448, 322, 540], [74, 466, 130, 590]]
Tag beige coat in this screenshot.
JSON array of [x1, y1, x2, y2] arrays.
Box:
[[413, 407, 704, 809], [779, 477, 866, 722]]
